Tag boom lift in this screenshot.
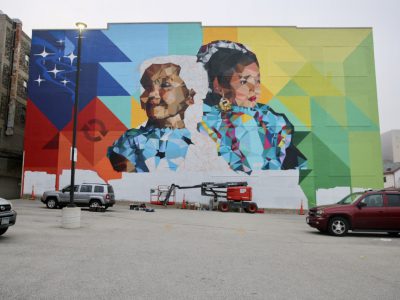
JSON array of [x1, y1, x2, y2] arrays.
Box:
[[162, 182, 258, 213]]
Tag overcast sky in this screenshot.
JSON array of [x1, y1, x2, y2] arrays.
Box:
[[2, 0, 399, 133]]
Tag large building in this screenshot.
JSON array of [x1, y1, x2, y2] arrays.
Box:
[[23, 23, 383, 208], [0, 11, 30, 198], [381, 129, 400, 163]]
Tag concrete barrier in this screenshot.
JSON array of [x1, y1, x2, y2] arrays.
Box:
[[61, 207, 81, 229]]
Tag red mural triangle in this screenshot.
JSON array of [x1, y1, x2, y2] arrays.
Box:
[[43, 133, 60, 150], [24, 99, 59, 173]]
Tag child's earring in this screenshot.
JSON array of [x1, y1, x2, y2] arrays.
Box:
[[219, 93, 232, 112]]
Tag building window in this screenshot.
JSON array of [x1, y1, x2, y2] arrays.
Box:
[[384, 176, 386, 183], [24, 54, 30, 67], [17, 79, 27, 99], [2, 64, 10, 88], [16, 102, 26, 125], [0, 95, 8, 120], [5, 28, 13, 61]]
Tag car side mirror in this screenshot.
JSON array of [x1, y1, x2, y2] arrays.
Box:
[[357, 202, 367, 209]]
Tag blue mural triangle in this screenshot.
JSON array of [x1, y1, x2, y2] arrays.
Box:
[[100, 62, 137, 95], [78, 63, 99, 111], [103, 24, 169, 62], [97, 64, 130, 96], [64, 30, 132, 64]]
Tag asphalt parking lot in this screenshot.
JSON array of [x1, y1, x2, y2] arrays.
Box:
[[1, 200, 399, 300]]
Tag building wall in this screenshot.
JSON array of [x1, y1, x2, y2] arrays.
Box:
[[0, 12, 30, 199], [381, 131, 393, 162], [396, 171, 400, 188], [23, 24, 383, 208], [384, 173, 395, 189], [384, 170, 400, 189], [381, 130, 400, 163]]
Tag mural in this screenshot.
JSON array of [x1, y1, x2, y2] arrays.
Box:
[[197, 40, 306, 174], [108, 61, 196, 172], [24, 24, 383, 208]]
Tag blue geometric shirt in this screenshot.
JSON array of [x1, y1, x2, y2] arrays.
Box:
[[108, 125, 193, 172], [197, 103, 303, 174]]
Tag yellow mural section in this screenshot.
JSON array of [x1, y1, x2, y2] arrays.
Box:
[[131, 96, 147, 128], [203, 27, 238, 44]]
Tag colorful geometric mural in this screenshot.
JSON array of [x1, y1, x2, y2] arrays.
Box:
[[24, 23, 383, 208], [196, 40, 307, 174]]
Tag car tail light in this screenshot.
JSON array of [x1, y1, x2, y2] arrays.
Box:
[[106, 194, 110, 200]]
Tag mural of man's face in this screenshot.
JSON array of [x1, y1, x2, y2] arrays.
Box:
[[140, 63, 190, 121]]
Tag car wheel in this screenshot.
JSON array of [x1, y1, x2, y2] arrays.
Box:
[[328, 217, 349, 236], [89, 200, 102, 208], [387, 232, 399, 237], [46, 198, 58, 209], [0, 227, 8, 236], [218, 201, 230, 212]]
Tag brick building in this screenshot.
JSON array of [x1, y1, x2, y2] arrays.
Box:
[[0, 11, 30, 198]]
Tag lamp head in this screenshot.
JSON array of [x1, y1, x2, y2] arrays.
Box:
[[75, 22, 87, 31]]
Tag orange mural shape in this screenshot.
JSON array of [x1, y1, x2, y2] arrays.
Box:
[[61, 97, 127, 181]]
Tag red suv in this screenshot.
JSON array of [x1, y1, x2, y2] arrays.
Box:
[[307, 189, 400, 236]]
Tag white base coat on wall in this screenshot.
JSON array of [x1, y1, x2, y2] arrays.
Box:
[[23, 171, 56, 195], [25, 168, 374, 209], [316, 187, 366, 206], [26, 168, 306, 209]]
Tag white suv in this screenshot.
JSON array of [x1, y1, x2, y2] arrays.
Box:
[[0, 198, 17, 236], [41, 183, 116, 209]]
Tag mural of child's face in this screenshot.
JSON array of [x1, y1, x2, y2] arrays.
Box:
[[223, 62, 261, 108], [140, 64, 191, 120]]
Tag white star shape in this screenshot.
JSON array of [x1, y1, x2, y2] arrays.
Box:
[[61, 79, 70, 86], [34, 75, 45, 86], [47, 65, 64, 78], [64, 52, 77, 65], [34, 47, 54, 58]]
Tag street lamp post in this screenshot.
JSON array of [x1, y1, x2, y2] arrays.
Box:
[[68, 22, 87, 208]]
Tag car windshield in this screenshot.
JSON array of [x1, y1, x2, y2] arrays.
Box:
[[337, 192, 364, 205]]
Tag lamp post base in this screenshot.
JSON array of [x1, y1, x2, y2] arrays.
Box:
[[61, 206, 81, 229]]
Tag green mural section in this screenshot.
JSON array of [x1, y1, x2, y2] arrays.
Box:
[[168, 23, 203, 54], [263, 29, 382, 206]]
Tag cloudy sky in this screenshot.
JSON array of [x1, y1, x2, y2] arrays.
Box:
[[2, 0, 399, 132]]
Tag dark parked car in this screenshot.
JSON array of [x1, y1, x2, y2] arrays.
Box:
[[307, 189, 400, 236], [0, 198, 17, 236]]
